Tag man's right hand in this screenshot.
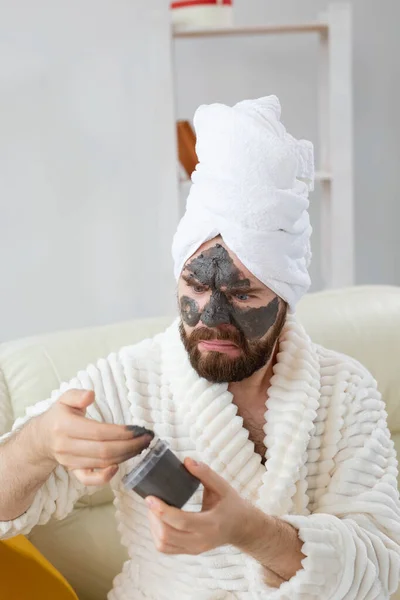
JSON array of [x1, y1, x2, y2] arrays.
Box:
[[31, 389, 153, 486]]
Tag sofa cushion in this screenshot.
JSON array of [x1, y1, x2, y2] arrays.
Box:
[[297, 286, 400, 434], [1, 286, 399, 600]]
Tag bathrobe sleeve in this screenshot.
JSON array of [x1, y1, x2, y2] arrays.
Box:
[[0, 352, 129, 540], [248, 370, 400, 599]]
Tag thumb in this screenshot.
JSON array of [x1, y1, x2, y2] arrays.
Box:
[[59, 389, 95, 412], [184, 458, 229, 495]]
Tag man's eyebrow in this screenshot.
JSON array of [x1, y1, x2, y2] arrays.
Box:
[[182, 273, 205, 285], [226, 281, 264, 293], [183, 273, 262, 292]]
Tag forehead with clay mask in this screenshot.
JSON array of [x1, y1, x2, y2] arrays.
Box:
[[178, 239, 280, 340]]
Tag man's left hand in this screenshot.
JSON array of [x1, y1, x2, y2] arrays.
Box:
[[146, 457, 257, 555]]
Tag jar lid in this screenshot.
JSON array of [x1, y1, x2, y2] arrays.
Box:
[[122, 438, 169, 490]]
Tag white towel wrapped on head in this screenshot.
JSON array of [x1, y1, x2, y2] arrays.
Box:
[[172, 95, 314, 311]]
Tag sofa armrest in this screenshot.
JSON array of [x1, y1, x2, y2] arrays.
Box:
[[0, 365, 14, 436]]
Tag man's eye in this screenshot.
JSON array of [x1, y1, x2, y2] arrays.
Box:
[[193, 285, 207, 294], [235, 293, 249, 301]]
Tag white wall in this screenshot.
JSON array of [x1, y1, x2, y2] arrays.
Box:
[[0, 1, 179, 341], [1, 1, 399, 341], [175, 0, 400, 291]]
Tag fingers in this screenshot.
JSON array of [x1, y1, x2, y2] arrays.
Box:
[[146, 497, 197, 532], [54, 436, 153, 469], [147, 510, 190, 554], [183, 458, 228, 495], [153, 540, 184, 555], [58, 453, 137, 470], [58, 389, 156, 442], [73, 465, 118, 486], [63, 416, 148, 442], [59, 389, 95, 411]]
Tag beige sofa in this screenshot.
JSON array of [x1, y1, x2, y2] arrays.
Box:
[[0, 286, 399, 600]]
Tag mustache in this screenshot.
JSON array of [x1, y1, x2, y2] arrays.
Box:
[[187, 326, 246, 348]]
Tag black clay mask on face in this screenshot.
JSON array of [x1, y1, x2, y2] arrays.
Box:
[[180, 244, 279, 340]]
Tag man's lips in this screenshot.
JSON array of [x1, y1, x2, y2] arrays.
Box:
[[197, 340, 241, 355]]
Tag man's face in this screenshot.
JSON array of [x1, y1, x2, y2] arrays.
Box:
[[178, 239, 287, 383]]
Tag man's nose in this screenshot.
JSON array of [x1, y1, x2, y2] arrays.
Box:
[[201, 291, 232, 328]]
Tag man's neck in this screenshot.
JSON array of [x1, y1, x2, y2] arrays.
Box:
[[228, 342, 279, 412]]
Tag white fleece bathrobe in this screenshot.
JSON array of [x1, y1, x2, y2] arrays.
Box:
[[1, 315, 400, 599]]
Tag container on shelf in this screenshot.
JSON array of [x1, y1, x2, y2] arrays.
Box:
[[171, 0, 233, 33]]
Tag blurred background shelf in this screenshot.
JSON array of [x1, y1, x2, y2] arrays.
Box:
[[173, 3, 354, 290], [174, 23, 329, 38]]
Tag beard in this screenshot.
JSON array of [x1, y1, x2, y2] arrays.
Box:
[[179, 307, 287, 383]]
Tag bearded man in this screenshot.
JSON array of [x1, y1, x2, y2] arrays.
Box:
[[1, 96, 399, 600]]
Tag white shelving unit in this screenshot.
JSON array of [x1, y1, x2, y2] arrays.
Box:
[[173, 3, 354, 289]]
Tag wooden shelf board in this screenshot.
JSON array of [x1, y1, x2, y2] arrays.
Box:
[[174, 23, 328, 39]]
